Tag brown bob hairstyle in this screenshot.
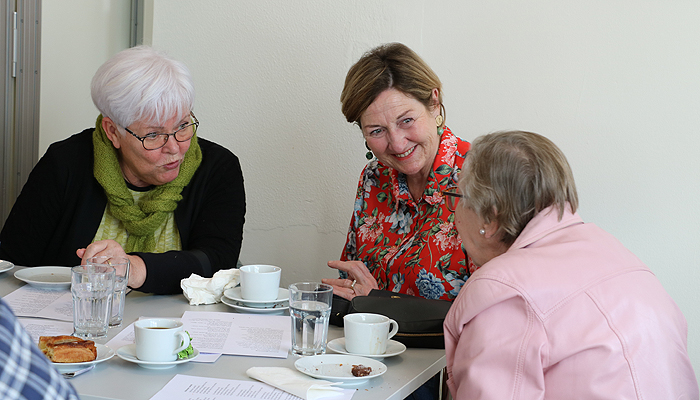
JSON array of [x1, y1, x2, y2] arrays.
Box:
[[340, 43, 444, 129]]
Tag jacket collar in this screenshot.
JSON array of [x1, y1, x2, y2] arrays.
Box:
[[509, 204, 583, 250]]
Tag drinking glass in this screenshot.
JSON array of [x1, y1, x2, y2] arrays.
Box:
[[86, 256, 130, 327], [289, 282, 333, 356], [71, 265, 115, 339]]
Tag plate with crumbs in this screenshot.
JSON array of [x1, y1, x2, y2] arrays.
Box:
[[15, 266, 72, 290], [294, 354, 386, 385]]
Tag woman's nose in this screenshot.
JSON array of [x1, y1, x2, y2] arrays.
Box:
[[386, 127, 407, 151], [162, 134, 180, 153]]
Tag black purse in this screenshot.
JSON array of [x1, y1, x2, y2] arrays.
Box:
[[330, 289, 452, 349]]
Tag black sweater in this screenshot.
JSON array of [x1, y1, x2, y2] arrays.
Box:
[[0, 129, 246, 294]]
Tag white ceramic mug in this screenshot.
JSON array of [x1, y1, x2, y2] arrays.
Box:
[[240, 264, 281, 301], [343, 313, 399, 355], [134, 318, 190, 362]]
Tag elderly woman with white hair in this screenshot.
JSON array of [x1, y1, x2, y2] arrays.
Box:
[[0, 46, 246, 294], [442, 131, 697, 399]]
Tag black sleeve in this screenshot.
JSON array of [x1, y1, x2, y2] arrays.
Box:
[[0, 131, 103, 267], [0, 149, 64, 265], [134, 141, 246, 294]]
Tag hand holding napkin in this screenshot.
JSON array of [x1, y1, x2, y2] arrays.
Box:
[[181, 268, 240, 305], [247, 367, 345, 400]]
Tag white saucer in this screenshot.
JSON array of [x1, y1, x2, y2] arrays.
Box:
[[326, 338, 406, 359], [15, 266, 72, 290], [53, 344, 115, 373], [221, 296, 288, 314], [294, 354, 387, 386], [223, 287, 289, 308], [0, 260, 14, 274], [116, 344, 199, 369]]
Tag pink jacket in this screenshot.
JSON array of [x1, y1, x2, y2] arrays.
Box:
[[444, 206, 698, 399]]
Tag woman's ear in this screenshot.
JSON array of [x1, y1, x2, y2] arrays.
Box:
[[483, 206, 500, 239], [430, 88, 440, 117], [101, 117, 122, 149], [482, 219, 500, 239]]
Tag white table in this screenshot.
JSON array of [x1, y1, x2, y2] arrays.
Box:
[[0, 267, 446, 400]]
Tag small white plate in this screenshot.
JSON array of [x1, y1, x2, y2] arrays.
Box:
[[294, 354, 387, 385], [221, 296, 288, 314], [52, 344, 115, 373], [223, 287, 289, 308], [0, 260, 14, 274], [116, 344, 199, 369], [15, 266, 72, 290], [326, 338, 406, 359]]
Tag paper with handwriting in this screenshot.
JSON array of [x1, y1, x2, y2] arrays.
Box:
[[181, 311, 291, 358], [150, 374, 355, 400], [18, 318, 74, 343], [4, 286, 73, 321]]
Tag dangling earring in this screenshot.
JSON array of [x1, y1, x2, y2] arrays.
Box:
[[479, 229, 485, 235], [435, 114, 444, 127], [365, 142, 374, 160]]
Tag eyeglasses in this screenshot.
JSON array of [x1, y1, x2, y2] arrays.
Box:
[[442, 186, 464, 212], [124, 112, 199, 150]]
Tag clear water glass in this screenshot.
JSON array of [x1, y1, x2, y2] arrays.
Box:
[[71, 265, 115, 339], [85, 256, 130, 327], [289, 282, 333, 356]]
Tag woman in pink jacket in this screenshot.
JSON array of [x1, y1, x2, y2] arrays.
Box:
[[442, 131, 698, 399]]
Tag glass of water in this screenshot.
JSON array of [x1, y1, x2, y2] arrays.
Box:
[[86, 256, 130, 327], [71, 265, 115, 339], [289, 282, 333, 356]]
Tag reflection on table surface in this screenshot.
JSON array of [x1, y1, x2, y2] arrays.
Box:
[[0, 266, 446, 400]]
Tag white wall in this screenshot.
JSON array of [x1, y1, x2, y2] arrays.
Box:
[[39, 0, 131, 153], [40, 0, 700, 380]]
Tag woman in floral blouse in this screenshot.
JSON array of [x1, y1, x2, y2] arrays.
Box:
[[323, 43, 475, 302]]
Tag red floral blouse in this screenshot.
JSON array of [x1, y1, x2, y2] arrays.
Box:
[[340, 127, 476, 300]]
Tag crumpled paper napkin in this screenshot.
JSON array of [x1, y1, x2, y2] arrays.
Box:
[[247, 367, 344, 400], [181, 268, 240, 305]]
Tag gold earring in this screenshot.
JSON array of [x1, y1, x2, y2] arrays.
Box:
[[435, 115, 444, 127]]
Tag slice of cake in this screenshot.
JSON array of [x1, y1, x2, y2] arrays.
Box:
[[39, 335, 97, 363]]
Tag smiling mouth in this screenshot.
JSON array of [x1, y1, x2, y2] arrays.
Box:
[[395, 147, 416, 159]]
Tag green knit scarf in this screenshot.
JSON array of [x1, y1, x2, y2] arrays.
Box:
[[92, 114, 202, 253]]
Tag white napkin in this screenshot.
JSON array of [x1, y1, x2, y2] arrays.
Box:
[[180, 268, 240, 305], [247, 367, 344, 400]]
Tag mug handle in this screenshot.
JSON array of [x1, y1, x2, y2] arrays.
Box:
[[387, 319, 399, 339], [173, 331, 191, 355]]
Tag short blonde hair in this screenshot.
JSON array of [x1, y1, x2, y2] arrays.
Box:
[[340, 43, 444, 128], [459, 131, 579, 246]]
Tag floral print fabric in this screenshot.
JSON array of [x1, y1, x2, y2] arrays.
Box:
[[340, 127, 476, 300]]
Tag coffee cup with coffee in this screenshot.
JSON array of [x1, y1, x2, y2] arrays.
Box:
[[343, 313, 399, 355], [134, 318, 190, 362], [239, 264, 282, 302]]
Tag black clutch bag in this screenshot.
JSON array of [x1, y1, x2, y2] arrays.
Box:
[[330, 289, 452, 349]]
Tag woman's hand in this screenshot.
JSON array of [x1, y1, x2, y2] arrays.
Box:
[[322, 260, 379, 300], [76, 240, 146, 289]]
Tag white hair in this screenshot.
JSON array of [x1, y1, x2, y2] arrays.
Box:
[[91, 46, 195, 129]]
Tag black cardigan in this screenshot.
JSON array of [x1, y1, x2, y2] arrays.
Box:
[[0, 129, 246, 294]]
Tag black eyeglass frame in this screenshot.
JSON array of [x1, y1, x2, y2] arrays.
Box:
[[124, 111, 199, 150], [442, 187, 464, 212]]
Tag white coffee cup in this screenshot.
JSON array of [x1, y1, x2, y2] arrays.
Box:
[[134, 318, 190, 362], [343, 313, 399, 355], [239, 264, 282, 301]]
